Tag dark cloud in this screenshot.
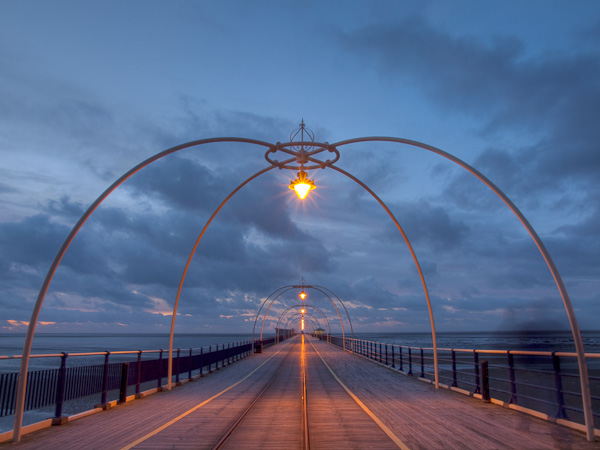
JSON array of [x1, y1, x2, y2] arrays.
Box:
[[0, 215, 68, 269]]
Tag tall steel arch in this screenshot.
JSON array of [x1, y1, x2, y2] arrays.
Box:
[[12, 132, 593, 441]]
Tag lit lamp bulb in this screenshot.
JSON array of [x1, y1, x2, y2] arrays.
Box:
[[299, 291, 306, 300], [289, 170, 315, 200], [301, 308, 305, 314]]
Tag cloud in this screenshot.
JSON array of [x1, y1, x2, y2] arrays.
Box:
[[336, 17, 600, 197]]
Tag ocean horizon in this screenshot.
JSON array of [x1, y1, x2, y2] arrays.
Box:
[[1, 329, 599, 360]]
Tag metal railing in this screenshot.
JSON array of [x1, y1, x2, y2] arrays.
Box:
[[325, 335, 600, 429], [0, 341, 253, 420]]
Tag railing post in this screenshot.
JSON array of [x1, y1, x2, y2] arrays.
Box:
[[451, 349, 457, 387], [208, 346, 212, 373], [100, 352, 110, 407], [481, 361, 490, 402], [408, 348, 413, 375], [175, 348, 181, 385], [216, 344, 220, 370], [157, 349, 163, 390], [118, 362, 129, 405], [385, 344, 388, 366], [399, 346, 403, 372], [200, 348, 204, 377], [508, 351, 517, 404], [136, 351, 142, 396], [188, 348, 193, 381], [552, 352, 567, 418], [379, 343, 382, 363], [391, 345, 395, 368], [473, 351, 481, 394], [53, 352, 68, 425], [420, 348, 425, 378]]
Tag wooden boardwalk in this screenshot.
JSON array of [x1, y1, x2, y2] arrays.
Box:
[[2, 336, 599, 449]]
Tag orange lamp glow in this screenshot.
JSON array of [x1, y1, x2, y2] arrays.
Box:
[[299, 291, 306, 300], [289, 170, 315, 200], [301, 308, 305, 314], [301, 318, 305, 331]]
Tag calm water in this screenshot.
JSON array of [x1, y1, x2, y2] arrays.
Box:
[[1, 330, 599, 373], [1, 331, 599, 432], [354, 330, 600, 353], [0, 333, 259, 373]]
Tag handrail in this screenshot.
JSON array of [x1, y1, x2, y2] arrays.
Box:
[[324, 335, 600, 432], [0, 340, 256, 421]]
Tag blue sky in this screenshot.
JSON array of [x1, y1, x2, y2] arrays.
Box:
[[1, 1, 599, 337]]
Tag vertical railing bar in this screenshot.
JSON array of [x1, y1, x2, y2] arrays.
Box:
[[473, 351, 481, 395], [452, 349, 457, 387], [157, 349, 163, 390], [54, 353, 67, 421], [508, 351, 517, 404], [552, 352, 567, 419]]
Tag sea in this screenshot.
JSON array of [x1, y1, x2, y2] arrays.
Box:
[[1, 330, 599, 433], [1, 330, 600, 373]]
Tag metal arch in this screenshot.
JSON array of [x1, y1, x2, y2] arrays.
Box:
[[288, 315, 319, 332], [14, 130, 591, 441], [257, 288, 304, 341], [257, 286, 347, 348], [251, 284, 353, 346], [258, 289, 340, 340], [309, 286, 354, 341], [285, 312, 321, 331], [280, 306, 329, 334], [12, 137, 276, 442], [285, 314, 321, 332], [251, 286, 297, 344], [311, 285, 354, 338], [288, 313, 321, 329], [275, 304, 332, 340], [166, 163, 295, 389], [331, 136, 594, 441], [300, 286, 347, 350], [329, 165, 439, 388], [254, 285, 353, 347]]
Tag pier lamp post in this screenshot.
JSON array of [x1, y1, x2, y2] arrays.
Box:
[[13, 121, 595, 442]]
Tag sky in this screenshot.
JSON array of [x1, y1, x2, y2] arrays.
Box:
[[1, 1, 599, 340]]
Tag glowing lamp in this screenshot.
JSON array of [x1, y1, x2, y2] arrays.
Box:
[[299, 291, 306, 300], [301, 318, 305, 331], [289, 170, 315, 200], [301, 308, 305, 314]]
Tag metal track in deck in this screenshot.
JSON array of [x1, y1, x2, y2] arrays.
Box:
[[2, 336, 598, 450]]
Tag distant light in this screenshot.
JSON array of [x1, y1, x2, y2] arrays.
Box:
[[289, 170, 315, 200], [301, 318, 304, 331], [299, 291, 306, 300], [301, 308, 305, 314]]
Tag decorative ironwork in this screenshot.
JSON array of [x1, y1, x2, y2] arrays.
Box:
[[265, 120, 340, 170]]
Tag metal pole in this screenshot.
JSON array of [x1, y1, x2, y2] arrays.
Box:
[[12, 137, 275, 442], [334, 136, 594, 440], [167, 165, 283, 390], [331, 165, 439, 389]]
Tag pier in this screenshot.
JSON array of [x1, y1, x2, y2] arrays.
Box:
[[1, 336, 598, 449]]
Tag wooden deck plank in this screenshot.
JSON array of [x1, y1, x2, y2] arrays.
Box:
[[309, 338, 599, 450], [1, 336, 599, 450], [305, 339, 399, 449]]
